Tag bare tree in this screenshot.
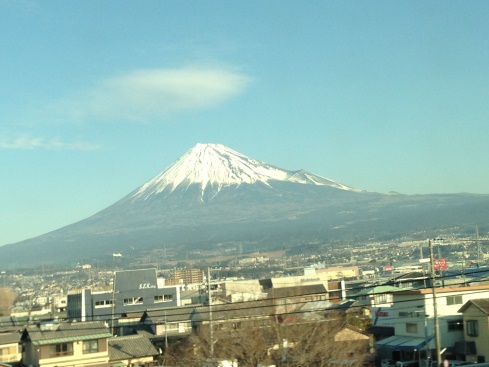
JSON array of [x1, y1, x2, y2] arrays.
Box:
[[166, 312, 370, 367], [0, 287, 15, 316]]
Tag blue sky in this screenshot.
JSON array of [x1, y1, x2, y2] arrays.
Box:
[[1, 1, 489, 246]]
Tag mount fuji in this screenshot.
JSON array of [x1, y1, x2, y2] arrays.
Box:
[[130, 143, 359, 201], [1, 143, 489, 268]]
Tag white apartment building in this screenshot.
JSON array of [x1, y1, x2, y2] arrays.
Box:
[[376, 285, 489, 363]]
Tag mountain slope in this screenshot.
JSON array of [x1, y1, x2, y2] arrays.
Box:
[[1, 143, 489, 268]]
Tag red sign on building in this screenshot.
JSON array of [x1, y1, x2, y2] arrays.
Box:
[[434, 258, 448, 271]]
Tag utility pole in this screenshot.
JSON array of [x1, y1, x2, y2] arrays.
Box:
[[111, 280, 116, 335], [476, 225, 482, 265], [164, 311, 168, 349], [429, 239, 442, 367], [208, 267, 214, 357]]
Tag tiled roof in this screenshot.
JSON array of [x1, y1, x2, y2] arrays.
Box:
[[143, 305, 197, 323], [23, 320, 112, 345], [356, 285, 403, 296], [270, 284, 327, 298], [0, 316, 22, 333], [0, 332, 21, 344], [108, 335, 159, 361], [191, 300, 273, 322], [117, 324, 154, 338], [458, 298, 489, 314], [299, 300, 334, 311]]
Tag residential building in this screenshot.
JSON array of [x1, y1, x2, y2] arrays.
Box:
[[108, 334, 159, 366], [268, 284, 328, 315], [357, 285, 404, 340], [140, 306, 195, 343], [20, 320, 112, 367], [166, 268, 204, 286], [219, 271, 345, 303], [0, 333, 20, 364], [385, 271, 432, 289], [0, 316, 21, 364], [458, 298, 489, 363], [376, 285, 489, 363], [191, 299, 274, 335], [220, 280, 267, 303]]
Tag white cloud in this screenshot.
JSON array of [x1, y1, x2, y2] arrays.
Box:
[[55, 66, 252, 123], [0, 134, 100, 150]]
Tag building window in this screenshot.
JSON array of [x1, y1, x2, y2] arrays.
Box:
[[446, 295, 463, 305], [0, 346, 11, 357], [123, 297, 143, 305], [447, 319, 464, 332], [94, 300, 113, 308], [374, 294, 388, 304], [399, 311, 415, 317], [466, 320, 478, 336], [154, 294, 173, 303], [82, 340, 99, 354], [49, 343, 73, 357], [406, 323, 418, 333], [165, 323, 178, 331]]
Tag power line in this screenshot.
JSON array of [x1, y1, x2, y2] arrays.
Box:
[[2, 267, 489, 330]]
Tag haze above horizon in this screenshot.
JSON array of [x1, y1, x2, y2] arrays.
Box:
[[1, 1, 489, 246]]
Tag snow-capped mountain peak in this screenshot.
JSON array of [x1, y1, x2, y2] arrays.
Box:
[[131, 143, 359, 200]]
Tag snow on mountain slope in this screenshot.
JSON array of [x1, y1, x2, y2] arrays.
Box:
[[131, 143, 360, 200]]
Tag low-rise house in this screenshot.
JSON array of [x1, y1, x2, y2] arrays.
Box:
[[385, 271, 432, 289], [268, 284, 329, 315], [191, 300, 274, 335], [108, 335, 159, 367], [20, 320, 112, 367], [458, 298, 489, 363], [0, 315, 22, 364], [0, 332, 21, 364], [141, 306, 195, 342]]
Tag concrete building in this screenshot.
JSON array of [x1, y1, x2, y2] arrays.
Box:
[[166, 268, 204, 286], [316, 266, 360, 280], [376, 285, 489, 363], [67, 269, 180, 322], [219, 271, 345, 303]]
